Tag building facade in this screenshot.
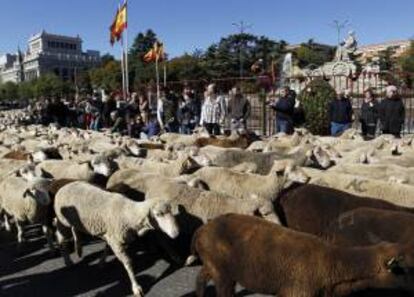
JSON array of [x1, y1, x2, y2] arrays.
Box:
[[0, 31, 100, 84], [355, 40, 411, 64]]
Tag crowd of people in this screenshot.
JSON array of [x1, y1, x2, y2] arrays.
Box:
[[25, 83, 406, 139], [26, 84, 251, 139]]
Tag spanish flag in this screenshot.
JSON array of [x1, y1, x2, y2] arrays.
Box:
[[110, 2, 127, 45], [143, 41, 165, 63]]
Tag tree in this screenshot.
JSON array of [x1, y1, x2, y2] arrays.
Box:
[[298, 79, 337, 135], [89, 60, 122, 91], [295, 40, 335, 68], [0, 81, 19, 100], [202, 34, 285, 81], [129, 29, 159, 86], [378, 46, 397, 72], [18, 81, 35, 99], [32, 74, 65, 98], [398, 40, 414, 88]]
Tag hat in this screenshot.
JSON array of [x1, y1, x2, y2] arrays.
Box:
[[386, 85, 397, 93]]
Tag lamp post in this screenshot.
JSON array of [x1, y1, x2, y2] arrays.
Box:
[[331, 19, 349, 45], [232, 21, 252, 79]]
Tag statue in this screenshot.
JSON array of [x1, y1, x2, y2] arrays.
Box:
[[335, 31, 358, 62]]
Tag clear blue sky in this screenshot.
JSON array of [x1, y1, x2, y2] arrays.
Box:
[[0, 0, 412, 58]]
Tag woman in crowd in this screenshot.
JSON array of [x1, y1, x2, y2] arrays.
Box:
[[360, 88, 379, 140], [200, 84, 223, 135]]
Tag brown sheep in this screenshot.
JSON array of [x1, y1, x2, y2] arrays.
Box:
[[194, 133, 252, 149], [3, 149, 30, 160], [325, 207, 414, 247], [191, 214, 414, 297], [276, 184, 414, 237]]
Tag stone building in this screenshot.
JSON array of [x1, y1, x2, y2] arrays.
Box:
[[0, 31, 100, 84]]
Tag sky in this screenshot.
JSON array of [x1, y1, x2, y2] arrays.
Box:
[[0, 0, 412, 58]]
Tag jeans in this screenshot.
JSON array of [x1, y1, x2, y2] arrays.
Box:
[[331, 122, 351, 136], [276, 119, 293, 134], [180, 123, 195, 135], [165, 121, 179, 133], [204, 123, 221, 135]]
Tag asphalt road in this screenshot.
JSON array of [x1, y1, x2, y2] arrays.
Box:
[[0, 228, 412, 297], [0, 227, 269, 297]]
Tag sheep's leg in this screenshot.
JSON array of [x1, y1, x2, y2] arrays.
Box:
[[155, 232, 183, 265], [16, 221, 25, 243], [98, 243, 111, 268], [71, 227, 82, 258], [108, 240, 143, 297], [55, 221, 74, 266], [214, 278, 235, 297], [42, 225, 55, 251], [3, 214, 11, 232], [196, 266, 211, 297]]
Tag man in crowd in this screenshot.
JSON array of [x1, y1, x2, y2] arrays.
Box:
[[379, 85, 405, 138], [328, 89, 353, 136], [227, 86, 251, 132], [269, 86, 295, 134], [178, 87, 201, 134]]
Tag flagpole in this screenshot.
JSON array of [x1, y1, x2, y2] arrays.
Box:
[[124, 0, 129, 97], [163, 61, 167, 87], [156, 57, 160, 101], [121, 36, 126, 100]]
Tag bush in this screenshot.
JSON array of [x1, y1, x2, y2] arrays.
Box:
[[298, 79, 336, 135]]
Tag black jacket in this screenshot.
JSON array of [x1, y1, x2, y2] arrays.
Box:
[[329, 98, 353, 124], [272, 96, 295, 122], [379, 97, 405, 135], [360, 100, 379, 126]]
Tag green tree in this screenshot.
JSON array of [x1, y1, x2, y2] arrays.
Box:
[[0, 81, 19, 100], [129, 29, 159, 87], [18, 81, 35, 99], [32, 74, 65, 98], [398, 40, 414, 88], [298, 79, 337, 135], [295, 39, 335, 68], [378, 46, 397, 72], [89, 60, 122, 91]]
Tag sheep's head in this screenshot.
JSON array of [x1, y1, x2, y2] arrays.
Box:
[[179, 156, 202, 174], [148, 201, 179, 239], [16, 164, 38, 180], [126, 141, 146, 157], [22, 178, 52, 206], [89, 156, 117, 177], [31, 150, 48, 163], [305, 146, 333, 169], [382, 242, 414, 283], [271, 160, 310, 188]]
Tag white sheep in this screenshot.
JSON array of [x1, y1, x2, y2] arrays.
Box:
[[54, 181, 179, 297], [303, 168, 414, 208], [115, 155, 201, 177], [0, 175, 53, 247], [35, 156, 116, 182], [181, 159, 309, 202], [107, 170, 281, 225]]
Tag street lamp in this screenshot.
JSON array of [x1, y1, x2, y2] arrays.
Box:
[[331, 20, 350, 45], [232, 21, 252, 78]]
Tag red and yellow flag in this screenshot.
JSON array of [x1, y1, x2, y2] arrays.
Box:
[[143, 41, 165, 63], [110, 2, 127, 45]]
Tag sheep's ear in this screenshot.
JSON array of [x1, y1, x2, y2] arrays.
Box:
[[272, 160, 288, 174], [27, 154, 34, 164], [385, 256, 404, 273], [23, 189, 33, 199]]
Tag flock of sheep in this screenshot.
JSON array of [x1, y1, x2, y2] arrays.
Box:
[[1, 109, 414, 296]]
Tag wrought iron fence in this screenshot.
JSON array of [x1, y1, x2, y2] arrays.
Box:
[[164, 72, 414, 136]]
